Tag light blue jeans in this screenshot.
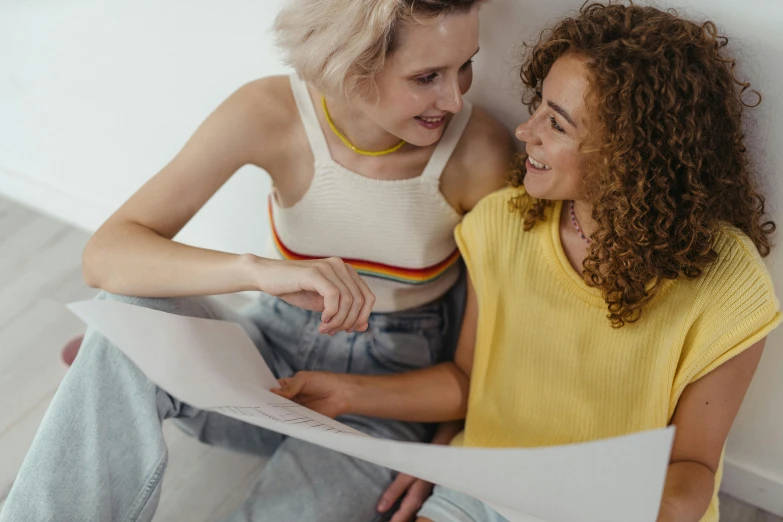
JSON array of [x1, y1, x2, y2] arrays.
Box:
[[1, 280, 464, 522]]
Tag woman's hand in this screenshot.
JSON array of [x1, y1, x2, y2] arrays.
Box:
[[253, 257, 375, 335], [377, 420, 463, 521], [271, 371, 357, 419], [377, 473, 434, 522]]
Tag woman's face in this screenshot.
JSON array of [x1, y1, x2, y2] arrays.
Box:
[[360, 7, 480, 147], [515, 53, 595, 202]]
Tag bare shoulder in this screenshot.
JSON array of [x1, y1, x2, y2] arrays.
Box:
[[446, 105, 515, 213], [459, 106, 515, 180], [215, 75, 300, 166], [234, 75, 296, 117]]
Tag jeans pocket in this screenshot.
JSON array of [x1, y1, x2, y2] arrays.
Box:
[[361, 317, 443, 374]]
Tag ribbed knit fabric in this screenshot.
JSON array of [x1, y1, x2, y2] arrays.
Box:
[[266, 74, 472, 312], [455, 187, 781, 522]]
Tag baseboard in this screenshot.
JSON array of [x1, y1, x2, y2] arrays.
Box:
[[0, 166, 111, 233], [721, 457, 783, 516]]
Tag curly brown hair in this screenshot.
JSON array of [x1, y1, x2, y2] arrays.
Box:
[[510, 1, 775, 327]]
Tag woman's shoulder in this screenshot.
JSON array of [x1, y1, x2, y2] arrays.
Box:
[[459, 105, 513, 154], [697, 225, 777, 298], [458, 105, 514, 169], [447, 105, 516, 211], [217, 75, 302, 164], [459, 185, 529, 239], [455, 186, 536, 282], [713, 226, 769, 269], [671, 224, 780, 389], [230, 75, 298, 126], [468, 185, 531, 219]]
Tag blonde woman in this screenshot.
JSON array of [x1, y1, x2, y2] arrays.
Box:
[[1, 1, 512, 521]]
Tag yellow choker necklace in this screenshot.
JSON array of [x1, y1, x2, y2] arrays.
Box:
[[321, 96, 406, 156]]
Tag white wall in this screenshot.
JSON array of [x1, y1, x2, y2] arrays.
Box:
[[0, 0, 288, 254], [1, 0, 782, 514]]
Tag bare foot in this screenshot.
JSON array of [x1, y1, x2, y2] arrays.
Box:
[[61, 335, 84, 366]]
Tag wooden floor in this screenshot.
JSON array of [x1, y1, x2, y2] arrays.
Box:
[[0, 195, 779, 522]]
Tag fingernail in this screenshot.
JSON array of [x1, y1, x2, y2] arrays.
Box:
[[377, 501, 388, 511]]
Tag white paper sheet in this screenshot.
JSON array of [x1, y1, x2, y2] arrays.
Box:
[[68, 300, 674, 522]]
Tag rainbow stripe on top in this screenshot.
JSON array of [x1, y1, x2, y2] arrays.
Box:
[[268, 198, 460, 286]]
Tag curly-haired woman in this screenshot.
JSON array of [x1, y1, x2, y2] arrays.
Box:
[[275, 3, 781, 521]]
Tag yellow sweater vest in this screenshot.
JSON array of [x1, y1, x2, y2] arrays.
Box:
[[455, 188, 781, 522]]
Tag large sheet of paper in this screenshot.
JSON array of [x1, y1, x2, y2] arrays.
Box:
[[68, 300, 674, 522]]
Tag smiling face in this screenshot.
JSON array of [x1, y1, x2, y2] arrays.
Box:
[[514, 53, 595, 202], [356, 7, 480, 147]]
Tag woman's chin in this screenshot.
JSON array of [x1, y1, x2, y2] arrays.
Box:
[[522, 176, 552, 200], [401, 125, 446, 148]]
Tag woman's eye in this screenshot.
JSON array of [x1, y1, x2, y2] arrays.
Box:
[[549, 115, 565, 133], [460, 59, 474, 70], [416, 73, 438, 85]]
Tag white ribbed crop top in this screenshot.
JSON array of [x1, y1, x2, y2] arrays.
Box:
[[266, 74, 472, 312]]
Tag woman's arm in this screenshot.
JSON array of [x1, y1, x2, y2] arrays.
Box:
[[658, 338, 766, 522], [274, 275, 480, 422], [82, 79, 284, 297], [82, 77, 373, 333]]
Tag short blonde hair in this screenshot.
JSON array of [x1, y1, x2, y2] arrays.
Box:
[[274, 0, 482, 99]]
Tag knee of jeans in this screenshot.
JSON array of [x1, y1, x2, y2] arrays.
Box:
[[94, 291, 221, 320], [75, 292, 224, 368]]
